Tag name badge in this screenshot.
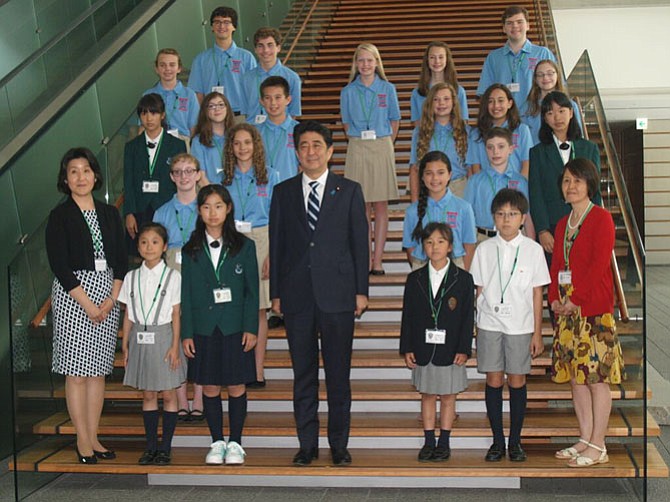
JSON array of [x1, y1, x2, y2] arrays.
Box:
[[167, 128, 180, 138], [254, 114, 267, 124], [137, 332, 155, 344], [361, 130, 377, 141], [175, 251, 182, 265], [213, 287, 232, 304], [425, 329, 446, 344], [493, 303, 513, 318], [94, 258, 107, 272], [235, 220, 252, 233], [212, 85, 225, 95], [558, 270, 572, 285], [142, 180, 160, 193], [507, 82, 520, 93]]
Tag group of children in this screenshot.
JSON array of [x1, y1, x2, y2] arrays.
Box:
[[116, 3, 582, 467]]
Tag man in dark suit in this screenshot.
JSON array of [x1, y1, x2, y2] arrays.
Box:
[[269, 120, 369, 466]]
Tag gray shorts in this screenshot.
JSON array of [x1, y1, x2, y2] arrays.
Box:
[[476, 329, 532, 375]]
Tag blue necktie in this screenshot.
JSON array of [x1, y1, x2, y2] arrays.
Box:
[[307, 181, 320, 231]]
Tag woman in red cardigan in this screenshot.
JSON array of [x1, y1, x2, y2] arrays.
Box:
[[549, 158, 625, 468]]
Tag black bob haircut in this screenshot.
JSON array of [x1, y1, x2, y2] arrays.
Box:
[[559, 158, 600, 201], [57, 147, 103, 195], [539, 91, 581, 145]]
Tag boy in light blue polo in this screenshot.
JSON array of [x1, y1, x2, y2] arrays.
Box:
[[242, 27, 301, 122], [476, 5, 556, 113], [253, 76, 299, 182], [188, 6, 256, 115], [143, 48, 199, 139]]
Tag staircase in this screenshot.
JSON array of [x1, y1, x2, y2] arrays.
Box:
[[12, 0, 667, 489]]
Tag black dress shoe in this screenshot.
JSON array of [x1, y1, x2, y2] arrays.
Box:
[[331, 448, 352, 466], [246, 379, 266, 388], [267, 316, 284, 329], [508, 443, 527, 462], [138, 450, 157, 465], [369, 269, 385, 276], [485, 443, 506, 462], [76, 448, 97, 464], [431, 445, 451, 462], [417, 445, 434, 462], [154, 450, 171, 465], [292, 448, 318, 466], [93, 449, 116, 460]]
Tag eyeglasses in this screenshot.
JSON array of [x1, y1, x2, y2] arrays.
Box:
[[494, 211, 522, 219], [212, 19, 233, 26], [171, 168, 198, 177], [207, 103, 226, 110], [536, 71, 557, 79]]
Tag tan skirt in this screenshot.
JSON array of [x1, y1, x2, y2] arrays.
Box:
[[248, 226, 271, 309], [344, 136, 399, 202]]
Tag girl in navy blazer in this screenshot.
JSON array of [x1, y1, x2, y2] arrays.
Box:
[[400, 222, 474, 463]]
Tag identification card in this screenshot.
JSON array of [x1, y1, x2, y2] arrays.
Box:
[[94, 259, 107, 272], [493, 303, 513, 318], [142, 180, 160, 193], [254, 114, 267, 124], [235, 220, 252, 233], [213, 287, 232, 304], [175, 251, 182, 265], [212, 85, 225, 95], [507, 82, 520, 93], [425, 329, 446, 344], [137, 332, 155, 344], [167, 128, 180, 138], [361, 129, 377, 140], [558, 270, 572, 285]]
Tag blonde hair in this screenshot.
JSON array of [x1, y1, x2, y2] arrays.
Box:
[[416, 83, 468, 164], [526, 59, 566, 117], [222, 123, 268, 186], [348, 43, 388, 83]]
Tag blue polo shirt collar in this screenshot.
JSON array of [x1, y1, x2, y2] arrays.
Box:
[[353, 74, 382, 92], [503, 40, 532, 56], [214, 41, 238, 57], [429, 189, 454, 209]]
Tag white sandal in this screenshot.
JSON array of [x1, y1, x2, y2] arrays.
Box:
[[555, 438, 589, 459], [568, 442, 609, 467]]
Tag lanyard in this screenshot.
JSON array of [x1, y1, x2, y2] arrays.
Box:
[[563, 201, 594, 269], [356, 88, 375, 129], [496, 245, 520, 303], [174, 208, 195, 245], [137, 264, 167, 329], [82, 211, 103, 254], [485, 170, 499, 197], [428, 264, 450, 328], [266, 127, 286, 168], [428, 196, 450, 223], [203, 243, 229, 285], [147, 133, 164, 178], [165, 90, 180, 128], [234, 173, 256, 220], [431, 128, 453, 153], [508, 52, 527, 83], [211, 47, 231, 85]]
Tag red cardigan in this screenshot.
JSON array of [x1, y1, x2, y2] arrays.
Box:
[[548, 205, 615, 316]]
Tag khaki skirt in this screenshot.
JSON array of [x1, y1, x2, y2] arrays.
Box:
[[248, 226, 271, 309], [344, 136, 399, 202]]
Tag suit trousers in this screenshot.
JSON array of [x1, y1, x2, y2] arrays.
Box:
[[284, 299, 355, 451]]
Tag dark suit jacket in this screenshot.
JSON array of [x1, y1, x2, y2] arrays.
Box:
[[45, 196, 128, 292], [528, 138, 601, 234], [181, 238, 259, 339], [269, 171, 369, 314], [399, 263, 474, 367], [123, 131, 186, 215]]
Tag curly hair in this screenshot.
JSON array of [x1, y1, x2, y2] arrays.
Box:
[[222, 123, 268, 186], [416, 41, 460, 97], [526, 59, 565, 118], [476, 83, 520, 141]]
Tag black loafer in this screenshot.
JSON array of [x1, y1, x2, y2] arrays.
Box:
[[93, 449, 116, 460], [267, 316, 284, 329], [431, 446, 451, 462], [417, 445, 434, 462], [154, 450, 171, 465], [292, 448, 318, 466], [246, 379, 266, 388], [508, 443, 527, 462], [485, 443, 506, 462], [177, 409, 190, 422], [331, 448, 352, 466], [138, 450, 157, 465]]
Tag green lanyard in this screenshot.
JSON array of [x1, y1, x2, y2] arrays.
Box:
[[203, 243, 229, 285], [428, 196, 450, 223], [485, 170, 499, 198], [266, 128, 286, 169], [428, 263, 450, 328], [234, 173, 255, 220], [563, 201, 594, 269], [431, 129, 453, 153], [174, 208, 195, 245], [137, 264, 167, 329], [496, 245, 520, 304], [356, 88, 375, 130], [147, 133, 164, 178], [211, 47, 231, 85], [165, 90, 180, 129], [82, 211, 103, 254], [508, 52, 527, 83]]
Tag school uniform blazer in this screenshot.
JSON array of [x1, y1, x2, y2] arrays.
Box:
[[399, 264, 474, 367], [528, 138, 601, 234], [45, 196, 128, 292], [123, 132, 186, 216], [180, 237, 259, 339], [269, 171, 369, 314]]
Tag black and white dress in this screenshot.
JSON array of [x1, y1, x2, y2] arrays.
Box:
[[51, 210, 120, 376]]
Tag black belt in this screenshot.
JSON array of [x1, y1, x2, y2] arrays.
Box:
[[477, 227, 497, 237]]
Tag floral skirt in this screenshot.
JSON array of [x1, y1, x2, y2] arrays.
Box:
[[551, 311, 626, 385]]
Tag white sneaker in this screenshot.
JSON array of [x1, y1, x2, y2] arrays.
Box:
[[225, 441, 246, 465], [205, 440, 226, 465]]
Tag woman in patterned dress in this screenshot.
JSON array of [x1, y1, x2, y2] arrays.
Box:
[[46, 148, 127, 463], [549, 158, 625, 467]]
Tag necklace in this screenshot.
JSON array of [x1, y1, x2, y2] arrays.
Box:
[[567, 202, 592, 230]]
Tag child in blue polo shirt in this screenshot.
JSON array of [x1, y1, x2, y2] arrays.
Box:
[[464, 127, 535, 241], [476, 5, 557, 113], [403, 151, 477, 271], [223, 123, 280, 387], [188, 6, 256, 116], [254, 76, 300, 182], [143, 48, 199, 141], [241, 27, 301, 122], [191, 92, 234, 185]]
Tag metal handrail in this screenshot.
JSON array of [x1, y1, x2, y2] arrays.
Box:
[[534, 0, 565, 80], [283, 0, 322, 66]]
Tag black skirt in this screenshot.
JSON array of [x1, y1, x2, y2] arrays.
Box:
[[191, 327, 256, 386]]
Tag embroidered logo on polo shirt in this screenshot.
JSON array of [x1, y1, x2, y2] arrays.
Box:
[[377, 94, 387, 108], [257, 185, 268, 197], [287, 133, 295, 149], [178, 97, 188, 111], [446, 211, 458, 228], [231, 60, 241, 73], [528, 57, 538, 70], [508, 180, 520, 190]]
